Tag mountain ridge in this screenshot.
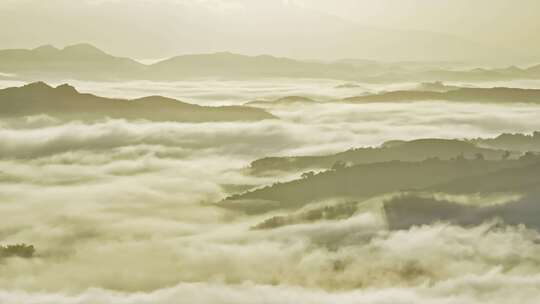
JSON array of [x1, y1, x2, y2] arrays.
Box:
[[0, 81, 275, 122], [343, 87, 540, 104], [1, 44, 540, 82], [248, 138, 511, 174]]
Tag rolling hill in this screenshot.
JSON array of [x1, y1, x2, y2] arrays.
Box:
[[384, 161, 540, 230], [222, 158, 527, 214], [472, 131, 540, 152], [0, 82, 275, 122], [249, 139, 510, 174], [344, 87, 540, 104]]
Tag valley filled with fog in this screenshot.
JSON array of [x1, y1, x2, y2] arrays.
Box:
[[3, 0, 540, 302], [1, 76, 540, 304]]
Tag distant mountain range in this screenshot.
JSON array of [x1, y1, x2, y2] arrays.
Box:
[[6, 0, 540, 63], [243, 86, 540, 107], [343, 87, 540, 104], [0, 82, 274, 122], [1, 44, 540, 82], [0, 44, 145, 80]]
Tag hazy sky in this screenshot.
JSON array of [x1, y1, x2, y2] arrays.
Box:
[[2, 0, 540, 62]]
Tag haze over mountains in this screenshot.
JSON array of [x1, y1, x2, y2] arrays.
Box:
[[2, 44, 540, 82], [4, 2, 540, 303], [220, 126, 540, 230], [344, 87, 540, 104], [243, 86, 540, 108], [0, 44, 144, 80], [3, 0, 540, 64], [0, 82, 274, 122]]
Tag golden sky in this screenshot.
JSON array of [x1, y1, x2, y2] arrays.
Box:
[[2, 0, 539, 62]]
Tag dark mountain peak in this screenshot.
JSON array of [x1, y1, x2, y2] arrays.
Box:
[[33, 45, 59, 53], [23, 81, 53, 91], [132, 95, 190, 105], [55, 83, 78, 94], [18, 82, 82, 97], [61, 43, 107, 56]]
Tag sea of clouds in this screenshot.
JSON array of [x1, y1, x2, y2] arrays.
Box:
[[1, 79, 540, 303]]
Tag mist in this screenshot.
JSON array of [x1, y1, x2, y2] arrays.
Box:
[[3, 2, 540, 303], [1, 0, 540, 63], [1, 79, 540, 300]]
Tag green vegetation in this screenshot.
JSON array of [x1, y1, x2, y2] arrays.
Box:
[[472, 131, 540, 152], [224, 135, 540, 219], [249, 139, 510, 174], [224, 157, 529, 213], [0, 244, 35, 259], [252, 202, 358, 230]]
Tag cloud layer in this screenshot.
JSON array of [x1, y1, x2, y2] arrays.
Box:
[[1, 79, 540, 302]]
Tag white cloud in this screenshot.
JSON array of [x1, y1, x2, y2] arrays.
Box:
[[1, 79, 540, 301]]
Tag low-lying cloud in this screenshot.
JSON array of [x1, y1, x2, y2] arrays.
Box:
[[2, 79, 540, 302], [2, 99, 540, 159], [1, 222, 540, 303]]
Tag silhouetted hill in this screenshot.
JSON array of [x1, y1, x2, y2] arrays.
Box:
[[222, 159, 523, 214], [375, 64, 540, 82], [0, 82, 275, 122], [145, 52, 361, 80], [0, 44, 145, 80], [472, 131, 540, 152], [384, 160, 540, 230], [249, 139, 509, 174], [2, 44, 540, 82], [429, 158, 540, 194], [0, 45, 368, 81], [327, 61, 540, 83], [0, 244, 35, 259], [344, 87, 540, 104], [384, 190, 540, 231]]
